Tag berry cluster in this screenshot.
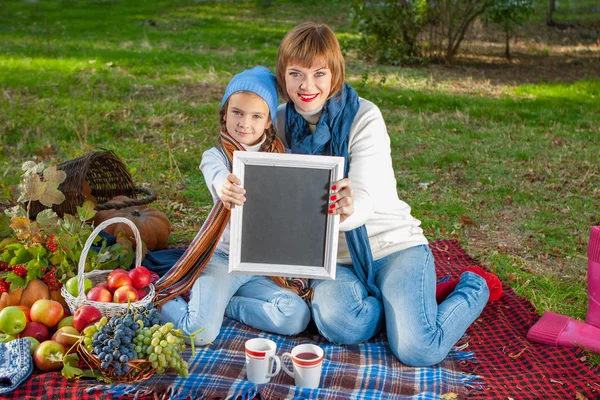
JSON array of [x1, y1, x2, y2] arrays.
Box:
[[0, 278, 9, 293], [44, 235, 59, 253], [12, 265, 27, 278], [0, 262, 9, 271], [43, 267, 62, 291]]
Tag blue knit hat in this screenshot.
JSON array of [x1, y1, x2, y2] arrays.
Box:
[[221, 66, 278, 121]]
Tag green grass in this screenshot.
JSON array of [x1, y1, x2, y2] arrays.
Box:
[[1, 0, 600, 363]]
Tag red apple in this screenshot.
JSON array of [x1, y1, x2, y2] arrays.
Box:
[[62, 305, 71, 317], [107, 270, 133, 292], [113, 285, 139, 303], [18, 321, 50, 342], [87, 287, 112, 302], [34, 340, 66, 371], [129, 266, 151, 289], [30, 299, 64, 328], [52, 326, 80, 352], [110, 268, 129, 275], [96, 282, 109, 290], [72, 305, 102, 332], [136, 288, 148, 300]]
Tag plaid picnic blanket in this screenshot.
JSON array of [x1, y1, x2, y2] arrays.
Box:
[[6, 240, 600, 399], [429, 241, 600, 399], [90, 315, 476, 400]]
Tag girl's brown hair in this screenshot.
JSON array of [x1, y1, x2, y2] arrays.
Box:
[[276, 22, 345, 101], [219, 93, 276, 152]]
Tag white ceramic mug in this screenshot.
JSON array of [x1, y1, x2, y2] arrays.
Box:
[[281, 343, 324, 388], [245, 338, 281, 384]]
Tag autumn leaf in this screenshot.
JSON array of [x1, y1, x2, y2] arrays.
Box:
[[61, 363, 83, 379], [0, 215, 12, 238], [21, 161, 45, 176], [77, 200, 96, 222], [460, 214, 476, 226], [43, 165, 67, 185], [39, 181, 66, 207], [17, 174, 45, 203], [36, 209, 59, 227], [47, 351, 64, 364], [440, 393, 458, 399], [5, 205, 27, 219], [9, 217, 31, 231]]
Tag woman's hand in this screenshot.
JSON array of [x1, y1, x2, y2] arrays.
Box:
[[219, 173, 246, 210], [329, 178, 354, 223]]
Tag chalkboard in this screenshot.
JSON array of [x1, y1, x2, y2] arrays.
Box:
[[229, 151, 344, 280]]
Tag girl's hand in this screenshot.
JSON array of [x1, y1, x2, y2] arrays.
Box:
[[329, 178, 354, 223], [219, 173, 246, 210]]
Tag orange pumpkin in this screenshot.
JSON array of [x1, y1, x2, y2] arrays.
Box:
[[93, 199, 171, 251]]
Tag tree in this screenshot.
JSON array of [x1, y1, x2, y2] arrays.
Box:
[[547, 0, 556, 26], [427, 0, 494, 63], [489, 0, 535, 59]]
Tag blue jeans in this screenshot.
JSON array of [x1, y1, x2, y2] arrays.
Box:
[[159, 250, 311, 345], [310, 245, 489, 366]]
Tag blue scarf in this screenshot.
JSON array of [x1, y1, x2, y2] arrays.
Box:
[[285, 83, 381, 299]]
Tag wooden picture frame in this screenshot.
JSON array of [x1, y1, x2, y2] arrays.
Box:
[[229, 151, 345, 280]]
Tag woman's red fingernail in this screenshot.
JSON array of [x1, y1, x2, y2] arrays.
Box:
[[330, 195, 337, 201], [328, 209, 333, 214], [332, 185, 337, 191], [329, 204, 335, 209]]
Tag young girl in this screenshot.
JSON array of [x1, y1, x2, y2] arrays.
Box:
[[156, 66, 310, 344], [272, 23, 497, 367]]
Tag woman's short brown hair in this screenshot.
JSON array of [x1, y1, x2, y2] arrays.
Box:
[[276, 22, 345, 102]]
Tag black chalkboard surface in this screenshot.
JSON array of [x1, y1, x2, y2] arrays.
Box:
[[229, 152, 344, 280]]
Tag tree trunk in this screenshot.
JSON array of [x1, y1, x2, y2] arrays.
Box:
[[505, 22, 511, 60], [547, 0, 555, 26]]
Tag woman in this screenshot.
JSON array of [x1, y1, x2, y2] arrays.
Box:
[[272, 22, 492, 367]]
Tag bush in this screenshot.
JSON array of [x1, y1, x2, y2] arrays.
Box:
[[351, 0, 429, 66]]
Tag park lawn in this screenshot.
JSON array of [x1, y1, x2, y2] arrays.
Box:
[[1, 0, 599, 362]]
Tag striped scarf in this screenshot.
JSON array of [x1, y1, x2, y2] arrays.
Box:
[[154, 131, 311, 308]]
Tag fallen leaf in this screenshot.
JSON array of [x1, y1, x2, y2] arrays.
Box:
[[575, 392, 587, 400], [508, 347, 527, 359], [460, 215, 475, 225], [439, 393, 458, 399]]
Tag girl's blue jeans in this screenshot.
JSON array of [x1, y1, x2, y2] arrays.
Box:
[[159, 250, 311, 345], [310, 244, 489, 367]]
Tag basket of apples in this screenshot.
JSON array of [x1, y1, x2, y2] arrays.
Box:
[[61, 217, 155, 318]]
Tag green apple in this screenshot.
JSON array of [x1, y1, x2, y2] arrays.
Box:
[[22, 336, 40, 355], [0, 306, 27, 335], [57, 316, 74, 330], [0, 333, 15, 343], [65, 277, 92, 297]]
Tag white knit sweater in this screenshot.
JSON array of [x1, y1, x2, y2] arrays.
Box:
[[275, 99, 428, 264]]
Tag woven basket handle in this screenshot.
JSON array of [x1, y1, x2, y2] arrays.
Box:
[[77, 217, 143, 300]]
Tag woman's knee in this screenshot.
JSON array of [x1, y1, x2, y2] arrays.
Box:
[[270, 292, 311, 335], [312, 295, 383, 345], [389, 336, 448, 367]]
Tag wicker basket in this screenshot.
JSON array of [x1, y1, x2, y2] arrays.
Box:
[[78, 342, 155, 383], [62, 217, 156, 317], [28, 150, 156, 219]]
